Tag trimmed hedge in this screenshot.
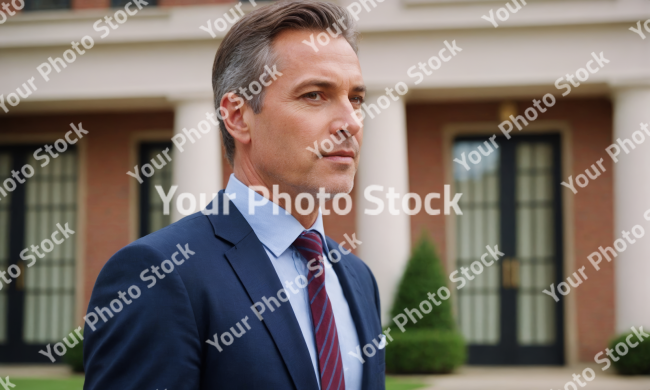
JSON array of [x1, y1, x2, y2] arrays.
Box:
[[389, 235, 455, 331], [386, 234, 466, 373], [386, 329, 466, 374], [64, 328, 84, 373], [610, 331, 650, 375]]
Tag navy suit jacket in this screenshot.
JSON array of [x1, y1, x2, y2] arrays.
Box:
[[83, 191, 385, 390]]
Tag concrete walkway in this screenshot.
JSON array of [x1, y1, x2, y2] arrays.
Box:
[[398, 366, 650, 390], [0, 365, 72, 378]]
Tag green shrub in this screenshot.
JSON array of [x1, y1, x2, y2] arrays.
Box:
[[64, 328, 84, 373], [386, 234, 466, 373], [610, 331, 650, 375], [386, 329, 466, 374], [389, 235, 455, 331]]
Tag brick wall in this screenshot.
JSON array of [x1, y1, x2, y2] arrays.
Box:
[[71, 0, 108, 10], [82, 111, 174, 311], [405, 98, 614, 362], [558, 99, 615, 361]]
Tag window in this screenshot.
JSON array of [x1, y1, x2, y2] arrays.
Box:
[[24, 0, 70, 11], [453, 135, 564, 365], [139, 142, 173, 237], [0, 146, 78, 362], [111, 0, 156, 7]]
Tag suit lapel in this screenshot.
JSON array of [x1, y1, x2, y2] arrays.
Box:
[[327, 238, 378, 390], [208, 192, 319, 390]]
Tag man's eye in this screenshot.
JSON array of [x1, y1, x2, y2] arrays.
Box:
[[351, 96, 364, 104], [304, 92, 322, 100]]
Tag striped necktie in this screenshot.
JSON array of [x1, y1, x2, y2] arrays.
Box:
[[293, 231, 346, 390]]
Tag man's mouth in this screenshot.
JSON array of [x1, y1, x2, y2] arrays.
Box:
[[322, 150, 355, 162]]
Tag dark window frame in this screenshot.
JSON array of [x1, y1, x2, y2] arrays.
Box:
[[110, 0, 156, 8], [23, 0, 71, 11], [138, 142, 172, 238]]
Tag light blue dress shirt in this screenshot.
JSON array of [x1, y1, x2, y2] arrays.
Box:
[[224, 174, 363, 390]]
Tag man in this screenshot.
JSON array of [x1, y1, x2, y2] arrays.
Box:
[[83, 1, 385, 389]]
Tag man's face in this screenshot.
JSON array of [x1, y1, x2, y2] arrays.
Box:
[[245, 29, 365, 197]]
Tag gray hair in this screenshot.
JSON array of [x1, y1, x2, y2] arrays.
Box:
[[211, 0, 360, 166]]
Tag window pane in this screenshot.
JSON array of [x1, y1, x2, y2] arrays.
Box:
[[23, 150, 77, 343], [515, 142, 556, 346], [141, 143, 173, 236], [453, 140, 500, 345]]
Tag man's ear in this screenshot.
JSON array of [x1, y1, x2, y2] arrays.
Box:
[[221, 92, 251, 145]]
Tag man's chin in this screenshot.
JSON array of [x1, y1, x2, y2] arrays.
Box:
[[318, 175, 355, 196], [285, 165, 355, 196]]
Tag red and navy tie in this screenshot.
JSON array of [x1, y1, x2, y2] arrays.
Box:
[[293, 231, 346, 390]]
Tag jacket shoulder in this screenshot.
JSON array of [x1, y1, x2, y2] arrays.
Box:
[[134, 212, 209, 248], [97, 212, 213, 278]]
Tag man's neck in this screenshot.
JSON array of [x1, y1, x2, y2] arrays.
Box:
[[232, 164, 319, 229]]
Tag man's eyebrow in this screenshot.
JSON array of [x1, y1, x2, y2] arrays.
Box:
[[293, 79, 367, 94], [294, 79, 336, 91]]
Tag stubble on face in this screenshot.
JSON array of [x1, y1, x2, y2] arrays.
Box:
[[259, 138, 359, 198]]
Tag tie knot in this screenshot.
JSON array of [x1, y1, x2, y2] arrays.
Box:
[[293, 231, 324, 263]]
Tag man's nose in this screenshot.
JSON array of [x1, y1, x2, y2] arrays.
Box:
[[343, 108, 363, 136], [330, 102, 362, 138]]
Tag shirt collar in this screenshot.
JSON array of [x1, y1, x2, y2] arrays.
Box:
[[224, 174, 327, 257]]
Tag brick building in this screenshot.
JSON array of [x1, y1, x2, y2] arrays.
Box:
[[0, 0, 648, 366]]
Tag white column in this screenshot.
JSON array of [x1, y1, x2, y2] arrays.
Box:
[[613, 87, 650, 332], [171, 99, 222, 222], [355, 92, 411, 324]]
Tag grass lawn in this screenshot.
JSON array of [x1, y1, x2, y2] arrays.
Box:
[[10, 377, 84, 390], [10, 376, 425, 390], [386, 376, 428, 390]]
